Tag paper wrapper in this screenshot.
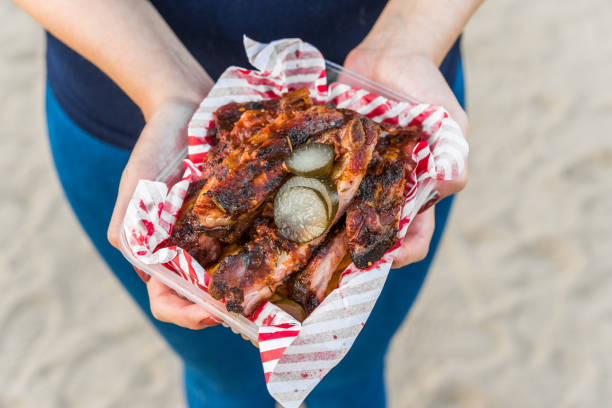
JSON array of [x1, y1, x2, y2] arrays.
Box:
[[123, 37, 468, 407]]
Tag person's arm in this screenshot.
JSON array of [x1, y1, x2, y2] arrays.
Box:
[[14, 0, 218, 329], [345, 0, 483, 267], [15, 0, 212, 119], [354, 0, 483, 68]]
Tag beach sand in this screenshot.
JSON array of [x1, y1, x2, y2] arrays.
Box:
[[1, 0, 611, 406]]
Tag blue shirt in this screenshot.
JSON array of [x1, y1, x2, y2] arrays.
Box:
[[46, 1, 460, 150]]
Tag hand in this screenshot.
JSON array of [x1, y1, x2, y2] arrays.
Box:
[[107, 97, 220, 329], [146, 276, 221, 329], [344, 48, 469, 269], [107, 97, 196, 251]]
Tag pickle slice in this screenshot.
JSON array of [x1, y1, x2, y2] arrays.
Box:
[[316, 176, 339, 222], [274, 186, 330, 243], [285, 143, 334, 177], [278, 176, 338, 222]]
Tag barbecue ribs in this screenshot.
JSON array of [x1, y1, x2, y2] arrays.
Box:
[[169, 90, 424, 318], [288, 223, 347, 314], [209, 113, 380, 316], [169, 90, 316, 262], [345, 127, 423, 269]]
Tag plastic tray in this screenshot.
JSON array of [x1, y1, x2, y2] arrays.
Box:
[[118, 61, 417, 345]]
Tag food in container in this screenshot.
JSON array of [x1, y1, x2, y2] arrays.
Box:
[[120, 37, 468, 408], [168, 89, 423, 318]]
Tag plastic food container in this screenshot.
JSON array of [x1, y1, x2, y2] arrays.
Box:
[[118, 61, 417, 345]]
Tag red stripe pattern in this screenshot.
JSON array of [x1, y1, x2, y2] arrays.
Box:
[[122, 37, 468, 408]]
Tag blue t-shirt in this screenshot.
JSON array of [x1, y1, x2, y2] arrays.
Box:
[[46, 1, 460, 150]]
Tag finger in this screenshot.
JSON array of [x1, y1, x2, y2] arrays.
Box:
[[134, 267, 150, 283], [147, 277, 221, 329], [107, 161, 140, 249], [392, 207, 436, 269]]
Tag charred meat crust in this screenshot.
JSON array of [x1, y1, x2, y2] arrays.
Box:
[[213, 88, 312, 148], [166, 178, 223, 267], [207, 162, 287, 215], [214, 99, 280, 140], [171, 91, 426, 316], [345, 128, 423, 269], [348, 227, 397, 269], [210, 113, 379, 317], [209, 220, 300, 314], [194, 106, 345, 229], [169, 90, 316, 252]]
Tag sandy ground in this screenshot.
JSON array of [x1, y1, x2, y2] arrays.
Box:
[[1, 1, 611, 407]]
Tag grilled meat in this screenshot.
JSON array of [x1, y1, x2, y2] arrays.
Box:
[[192, 106, 345, 240], [209, 219, 318, 315], [317, 115, 381, 219], [209, 114, 379, 316], [169, 90, 315, 253], [166, 179, 223, 267], [170, 89, 426, 317], [214, 100, 280, 145], [213, 88, 311, 150], [345, 127, 423, 269], [288, 224, 347, 314]]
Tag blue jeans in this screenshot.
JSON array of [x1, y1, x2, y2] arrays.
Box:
[[46, 61, 464, 408]]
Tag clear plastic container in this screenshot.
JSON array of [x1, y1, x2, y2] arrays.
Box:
[[118, 61, 416, 345]]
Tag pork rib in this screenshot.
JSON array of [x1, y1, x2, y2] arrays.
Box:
[[213, 88, 311, 151], [166, 179, 222, 267], [209, 219, 317, 314], [288, 224, 347, 314], [192, 106, 345, 241], [169, 90, 316, 253], [345, 127, 422, 269], [209, 114, 380, 316]]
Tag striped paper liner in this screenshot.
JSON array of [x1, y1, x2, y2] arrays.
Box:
[[123, 37, 468, 407]]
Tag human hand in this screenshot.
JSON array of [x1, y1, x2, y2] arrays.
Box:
[[107, 97, 221, 329], [344, 48, 468, 269], [146, 276, 221, 329]]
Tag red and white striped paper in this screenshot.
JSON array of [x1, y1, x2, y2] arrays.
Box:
[[123, 37, 468, 408]]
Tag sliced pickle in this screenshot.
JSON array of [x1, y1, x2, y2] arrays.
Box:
[[278, 176, 338, 222], [285, 143, 334, 177], [274, 186, 330, 243], [316, 176, 339, 222]]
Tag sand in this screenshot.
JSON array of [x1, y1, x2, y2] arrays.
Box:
[[1, 0, 611, 406]]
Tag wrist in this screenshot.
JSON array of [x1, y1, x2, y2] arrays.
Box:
[[357, 17, 444, 67], [345, 44, 435, 88], [139, 63, 213, 121], [358, 0, 469, 67]]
